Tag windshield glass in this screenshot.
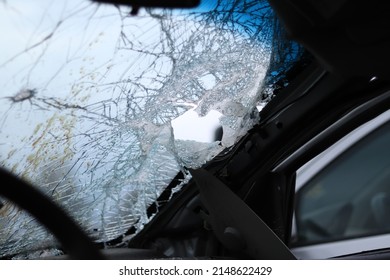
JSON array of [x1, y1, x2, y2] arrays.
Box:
[[0, 0, 302, 257]]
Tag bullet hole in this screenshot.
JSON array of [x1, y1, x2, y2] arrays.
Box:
[[8, 89, 37, 103]]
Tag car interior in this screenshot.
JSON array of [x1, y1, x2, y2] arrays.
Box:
[[1, 0, 390, 260]]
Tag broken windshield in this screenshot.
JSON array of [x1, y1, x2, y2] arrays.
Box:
[[0, 0, 302, 257]]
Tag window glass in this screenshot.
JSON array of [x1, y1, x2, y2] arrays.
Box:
[[295, 122, 390, 246]]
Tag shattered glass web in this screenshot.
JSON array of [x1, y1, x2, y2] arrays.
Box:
[[0, 0, 276, 256]]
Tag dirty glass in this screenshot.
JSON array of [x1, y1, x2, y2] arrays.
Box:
[[0, 0, 297, 257]]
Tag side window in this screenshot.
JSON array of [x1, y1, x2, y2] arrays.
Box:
[[293, 121, 390, 246]]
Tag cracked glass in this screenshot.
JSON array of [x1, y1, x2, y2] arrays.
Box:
[[0, 0, 301, 257]]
